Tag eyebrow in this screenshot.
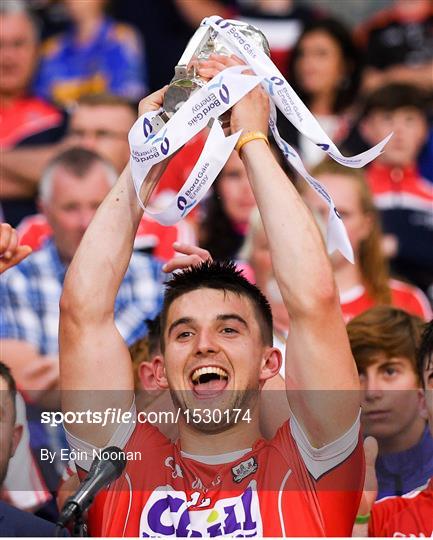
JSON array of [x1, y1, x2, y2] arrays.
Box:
[[216, 314, 249, 329], [167, 314, 249, 337]]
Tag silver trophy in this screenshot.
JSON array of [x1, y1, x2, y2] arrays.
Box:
[[151, 21, 270, 133]]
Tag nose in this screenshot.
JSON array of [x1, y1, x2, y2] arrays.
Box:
[[361, 373, 384, 402], [194, 329, 219, 357]]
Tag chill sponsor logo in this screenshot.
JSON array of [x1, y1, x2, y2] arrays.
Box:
[[153, 128, 170, 156], [164, 456, 184, 479], [231, 457, 258, 483], [263, 76, 284, 96], [140, 481, 263, 537]]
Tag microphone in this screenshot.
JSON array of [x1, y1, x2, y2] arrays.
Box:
[[57, 446, 127, 529]]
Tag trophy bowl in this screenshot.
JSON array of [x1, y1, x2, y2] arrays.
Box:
[[151, 20, 270, 131]]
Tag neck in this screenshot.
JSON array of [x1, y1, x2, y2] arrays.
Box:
[[75, 14, 103, 44], [0, 90, 25, 108], [333, 256, 363, 294], [378, 417, 426, 455], [310, 91, 334, 116], [178, 410, 261, 455]]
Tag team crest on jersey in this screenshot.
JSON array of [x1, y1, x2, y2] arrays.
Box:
[[231, 457, 258, 483], [140, 480, 263, 537]]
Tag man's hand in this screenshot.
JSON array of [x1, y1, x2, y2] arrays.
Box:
[[0, 223, 32, 274], [162, 243, 212, 273], [138, 86, 168, 117], [198, 54, 270, 134]]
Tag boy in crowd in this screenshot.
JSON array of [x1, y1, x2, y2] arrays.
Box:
[[362, 320, 433, 536], [360, 83, 433, 297], [348, 306, 433, 499]]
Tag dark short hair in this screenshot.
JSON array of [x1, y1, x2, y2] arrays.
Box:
[[147, 316, 161, 357], [347, 307, 424, 380], [0, 361, 17, 415], [417, 320, 433, 386], [160, 260, 273, 351], [361, 83, 430, 119]]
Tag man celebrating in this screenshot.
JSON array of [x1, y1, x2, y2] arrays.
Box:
[[60, 60, 363, 536]]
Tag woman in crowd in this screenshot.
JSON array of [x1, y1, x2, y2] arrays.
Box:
[[242, 160, 431, 337], [283, 18, 363, 167]]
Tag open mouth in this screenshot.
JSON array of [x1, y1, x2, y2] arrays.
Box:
[[190, 366, 229, 397]]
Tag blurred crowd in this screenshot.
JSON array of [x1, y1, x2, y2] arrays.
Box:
[[0, 0, 432, 536]]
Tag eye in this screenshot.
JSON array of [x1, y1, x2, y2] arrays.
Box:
[[176, 331, 194, 340], [221, 327, 238, 335], [384, 366, 397, 377]]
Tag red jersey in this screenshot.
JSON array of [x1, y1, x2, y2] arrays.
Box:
[[369, 479, 433, 536], [0, 96, 63, 149], [69, 414, 364, 537], [340, 280, 432, 322]]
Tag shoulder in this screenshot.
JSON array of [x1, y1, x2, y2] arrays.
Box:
[[40, 34, 64, 59], [390, 279, 433, 320], [0, 501, 65, 536], [107, 20, 141, 49], [370, 481, 431, 534]]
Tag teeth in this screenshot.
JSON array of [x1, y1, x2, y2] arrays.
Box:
[[191, 366, 228, 383]]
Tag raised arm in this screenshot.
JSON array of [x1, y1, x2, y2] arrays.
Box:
[[234, 92, 359, 446], [59, 88, 168, 446], [198, 52, 363, 446]]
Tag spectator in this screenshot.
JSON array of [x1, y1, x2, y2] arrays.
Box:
[[0, 148, 163, 489], [0, 0, 67, 226], [360, 83, 433, 297], [236, 0, 321, 75], [241, 161, 431, 325], [303, 160, 432, 321], [360, 320, 433, 536], [0, 362, 68, 536], [1, 93, 196, 258], [283, 17, 363, 167], [59, 76, 363, 536], [32, 0, 147, 106], [199, 150, 257, 262], [356, 0, 433, 91], [347, 307, 433, 499]]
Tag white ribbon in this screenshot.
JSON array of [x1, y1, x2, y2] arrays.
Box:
[[128, 65, 262, 224], [128, 16, 392, 263]]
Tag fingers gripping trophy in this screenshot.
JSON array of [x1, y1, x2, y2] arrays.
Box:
[[151, 21, 271, 132]]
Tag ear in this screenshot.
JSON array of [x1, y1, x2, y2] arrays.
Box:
[[152, 355, 169, 389], [259, 347, 282, 384], [138, 361, 160, 392], [10, 424, 23, 458], [418, 388, 428, 420]]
